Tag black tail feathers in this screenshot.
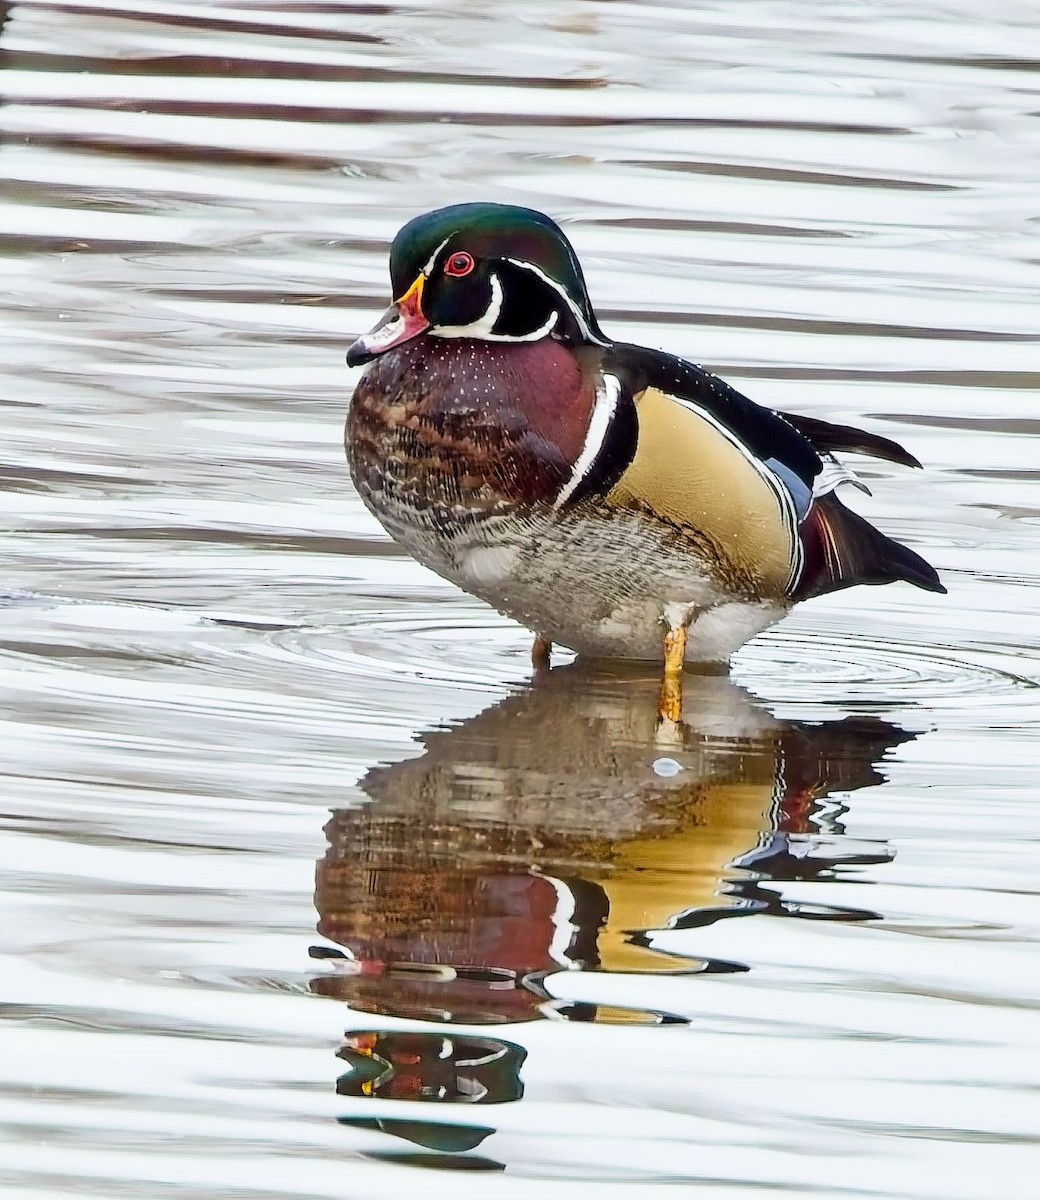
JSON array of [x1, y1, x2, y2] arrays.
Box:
[[780, 411, 922, 469], [795, 493, 945, 601]]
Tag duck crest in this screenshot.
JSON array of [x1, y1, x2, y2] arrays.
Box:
[[348, 337, 598, 520]]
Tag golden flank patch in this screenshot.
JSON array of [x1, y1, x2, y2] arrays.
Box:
[[605, 387, 794, 596]]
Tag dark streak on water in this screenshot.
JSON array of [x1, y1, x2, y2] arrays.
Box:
[[1, 2, 1039, 1197]]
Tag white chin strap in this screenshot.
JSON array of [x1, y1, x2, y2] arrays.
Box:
[[429, 272, 560, 342]]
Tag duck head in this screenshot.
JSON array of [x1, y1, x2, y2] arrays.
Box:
[[346, 202, 608, 366]]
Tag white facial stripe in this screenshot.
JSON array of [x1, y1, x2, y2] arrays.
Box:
[[431, 273, 561, 342], [430, 271, 503, 338], [554, 373, 620, 510], [421, 235, 451, 277], [505, 257, 609, 346], [474, 271, 504, 334], [488, 308, 558, 342], [430, 311, 559, 342]]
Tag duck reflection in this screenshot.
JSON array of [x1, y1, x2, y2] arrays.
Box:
[[312, 664, 914, 1048]]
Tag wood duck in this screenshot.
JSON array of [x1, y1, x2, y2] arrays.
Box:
[[345, 203, 944, 720]]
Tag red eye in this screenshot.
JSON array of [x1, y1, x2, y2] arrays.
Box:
[[444, 251, 474, 278]]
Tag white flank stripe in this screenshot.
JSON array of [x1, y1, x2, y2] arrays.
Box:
[[538, 872, 581, 968], [554, 373, 620, 509], [813, 451, 871, 498]]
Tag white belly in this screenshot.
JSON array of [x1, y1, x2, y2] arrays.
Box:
[[373, 501, 788, 663]]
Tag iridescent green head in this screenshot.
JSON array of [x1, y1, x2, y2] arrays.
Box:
[[346, 203, 608, 365]]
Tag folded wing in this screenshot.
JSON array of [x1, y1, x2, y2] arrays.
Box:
[[605, 344, 945, 601]]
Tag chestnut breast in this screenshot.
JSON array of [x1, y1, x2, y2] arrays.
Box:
[[347, 337, 596, 520]]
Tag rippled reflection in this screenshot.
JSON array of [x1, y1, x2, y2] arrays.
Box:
[[312, 665, 914, 1126]]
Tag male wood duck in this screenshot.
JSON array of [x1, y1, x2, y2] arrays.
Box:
[[345, 203, 944, 720]]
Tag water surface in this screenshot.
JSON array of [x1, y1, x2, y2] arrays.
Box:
[[2, 1, 1039, 1196]]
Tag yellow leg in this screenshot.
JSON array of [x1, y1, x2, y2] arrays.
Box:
[[532, 633, 552, 672], [658, 623, 687, 723]]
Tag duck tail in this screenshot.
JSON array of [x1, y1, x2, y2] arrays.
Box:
[[794, 493, 946, 600], [780, 411, 922, 469]]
